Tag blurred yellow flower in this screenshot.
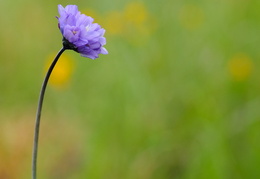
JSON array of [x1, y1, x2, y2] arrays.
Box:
[[179, 4, 204, 30], [124, 2, 148, 26], [102, 2, 157, 44], [104, 11, 125, 35], [228, 53, 253, 81], [124, 2, 157, 45], [45, 53, 75, 88]]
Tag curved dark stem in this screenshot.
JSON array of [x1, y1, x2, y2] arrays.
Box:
[[32, 47, 66, 179]]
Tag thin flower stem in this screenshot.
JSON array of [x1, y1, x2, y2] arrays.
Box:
[[32, 47, 66, 179]]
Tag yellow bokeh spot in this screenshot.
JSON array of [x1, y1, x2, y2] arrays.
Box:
[[123, 2, 157, 45], [179, 4, 204, 30], [100, 2, 157, 44], [45, 53, 75, 88], [104, 11, 125, 35], [228, 54, 253, 81], [124, 2, 148, 26]]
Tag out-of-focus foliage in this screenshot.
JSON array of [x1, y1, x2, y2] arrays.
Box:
[[0, 0, 260, 178]]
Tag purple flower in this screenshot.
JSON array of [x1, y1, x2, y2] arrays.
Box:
[[57, 5, 108, 59]]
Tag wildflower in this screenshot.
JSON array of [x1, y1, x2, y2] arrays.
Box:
[[57, 5, 108, 59], [32, 5, 108, 179]]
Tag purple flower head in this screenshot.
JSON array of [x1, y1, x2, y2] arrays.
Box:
[[57, 5, 108, 59]]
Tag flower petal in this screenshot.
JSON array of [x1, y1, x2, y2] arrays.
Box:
[[100, 47, 108, 54], [64, 5, 79, 15]]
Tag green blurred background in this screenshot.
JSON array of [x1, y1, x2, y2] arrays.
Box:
[[1, 0, 260, 178]]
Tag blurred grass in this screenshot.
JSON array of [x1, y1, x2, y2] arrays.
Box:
[[0, 0, 260, 179]]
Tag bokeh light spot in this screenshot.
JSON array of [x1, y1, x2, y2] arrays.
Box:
[[124, 2, 148, 26], [104, 11, 125, 35], [228, 53, 253, 81], [45, 53, 75, 89]]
